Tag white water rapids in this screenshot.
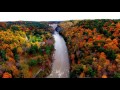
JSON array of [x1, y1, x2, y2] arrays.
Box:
[[47, 24, 70, 78]]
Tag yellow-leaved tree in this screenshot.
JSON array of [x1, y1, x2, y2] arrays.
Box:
[[17, 47, 23, 55]]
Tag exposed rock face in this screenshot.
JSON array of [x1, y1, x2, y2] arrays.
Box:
[[55, 26, 62, 33]]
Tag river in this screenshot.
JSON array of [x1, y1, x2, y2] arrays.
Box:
[[47, 24, 70, 78]]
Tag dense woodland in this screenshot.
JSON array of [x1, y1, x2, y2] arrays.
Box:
[[0, 21, 54, 78], [59, 20, 120, 78], [1, 20, 120, 78]]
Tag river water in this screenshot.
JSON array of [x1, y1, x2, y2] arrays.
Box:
[[47, 24, 70, 78]]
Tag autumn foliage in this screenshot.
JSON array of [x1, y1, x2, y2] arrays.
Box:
[[2, 72, 12, 78], [59, 20, 120, 78], [0, 21, 54, 78], [1, 20, 120, 78]]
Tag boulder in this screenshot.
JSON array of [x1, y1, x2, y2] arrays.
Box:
[[55, 26, 62, 32]]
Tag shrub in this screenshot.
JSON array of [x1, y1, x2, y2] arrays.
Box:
[[14, 54, 19, 61], [70, 65, 83, 78], [114, 72, 120, 78], [111, 35, 115, 40], [86, 67, 96, 77], [45, 45, 53, 55], [12, 48, 17, 54], [11, 25, 19, 31], [38, 48, 43, 55], [46, 49, 50, 55], [83, 32, 88, 35], [103, 30, 112, 37], [12, 48, 19, 61], [37, 58, 43, 64], [105, 49, 116, 61], [0, 50, 7, 61], [27, 45, 38, 54], [98, 47, 105, 52], [28, 59, 38, 67], [81, 57, 93, 65]]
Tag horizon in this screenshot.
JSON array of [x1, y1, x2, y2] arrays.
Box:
[[0, 12, 120, 21], [1, 19, 120, 23]]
